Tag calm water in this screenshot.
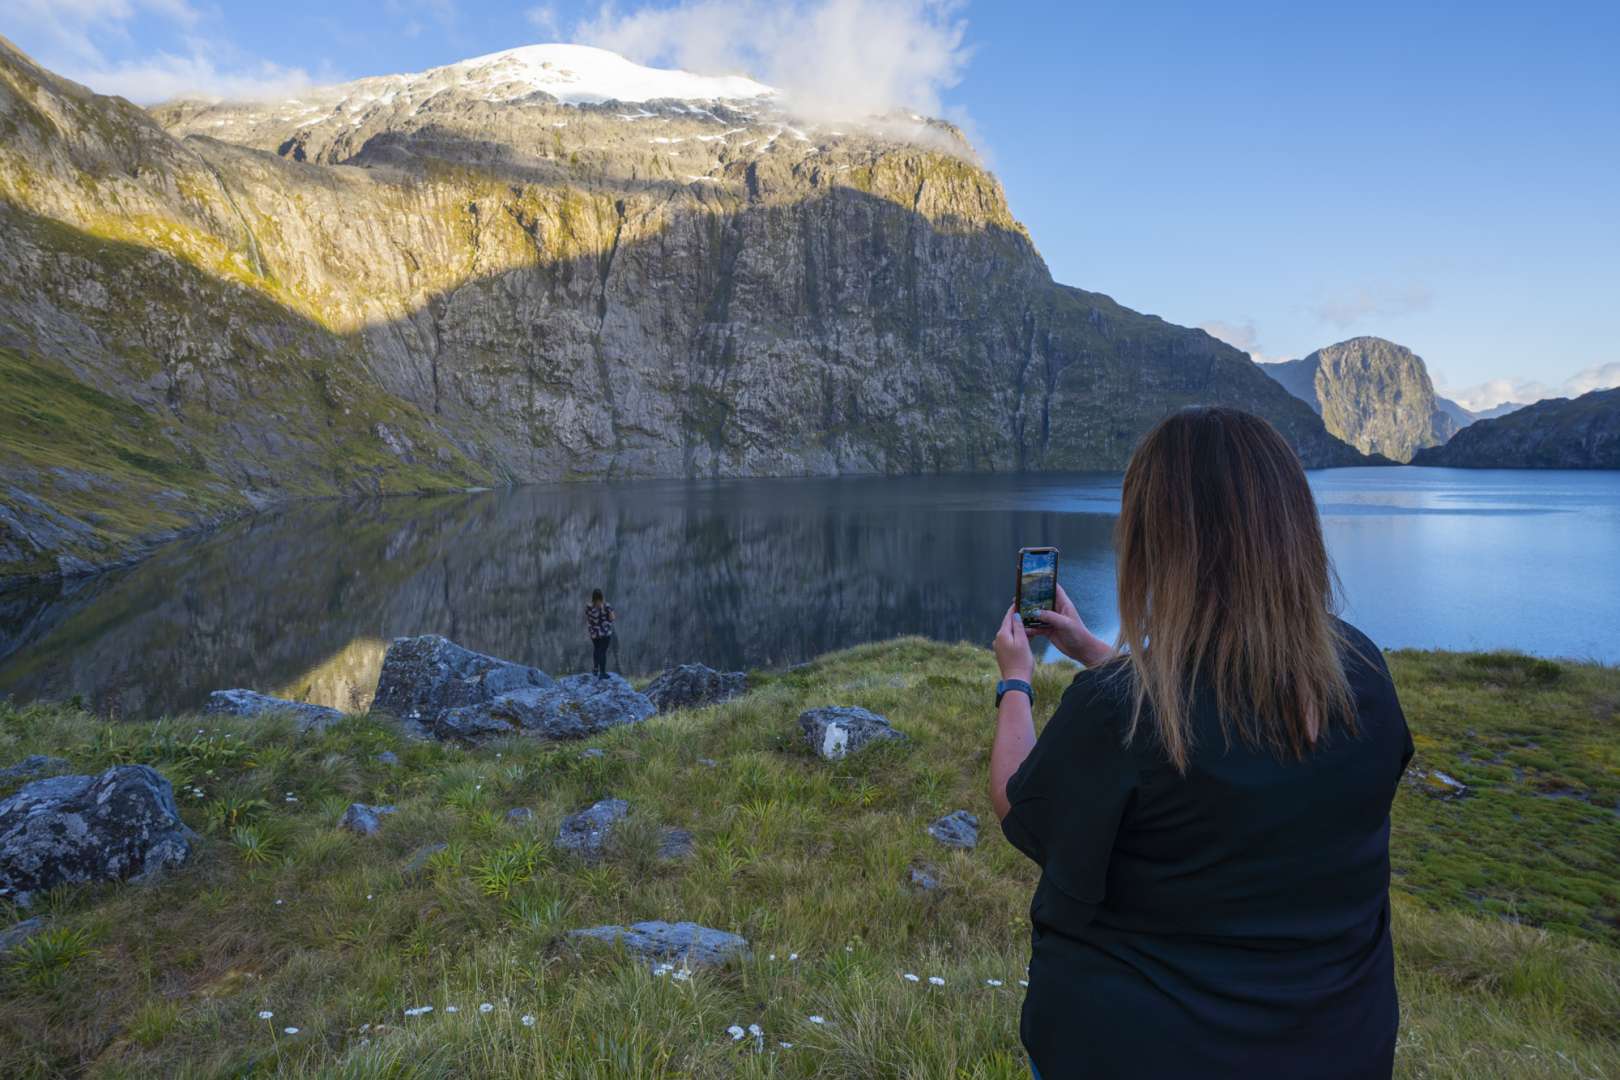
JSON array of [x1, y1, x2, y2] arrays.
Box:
[[1, 468, 1616, 717]]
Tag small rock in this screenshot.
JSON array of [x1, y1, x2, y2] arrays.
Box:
[[204, 690, 344, 733], [568, 920, 750, 968], [908, 867, 940, 892], [0, 765, 195, 906], [555, 797, 629, 860], [580, 748, 607, 760], [0, 755, 70, 784], [402, 841, 448, 880], [798, 706, 907, 761], [0, 916, 46, 954], [643, 664, 748, 712], [374, 751, 400, 767], [657, 827, 695, 861], [1404, 766, 1470, 801], [340, 803, 398, 836], [927, 810, 979, 849], [505, 807, 534, 824], [697, 757, 719, 768]]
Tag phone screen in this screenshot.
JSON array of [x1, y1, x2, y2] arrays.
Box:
[[1018, 548, 1058, 625]]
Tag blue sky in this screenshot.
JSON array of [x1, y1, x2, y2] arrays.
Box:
[[6, 1, 1617, 408]]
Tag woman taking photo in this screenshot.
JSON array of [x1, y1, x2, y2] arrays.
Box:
[[990, 407, 1413, 1079]]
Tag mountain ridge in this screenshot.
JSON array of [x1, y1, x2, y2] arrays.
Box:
[[0, 38, 1365, 585], [1412, 387, 1619, 469]]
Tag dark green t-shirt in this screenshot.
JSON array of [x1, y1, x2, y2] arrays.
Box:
[[1002, 621, 1413, 1079]]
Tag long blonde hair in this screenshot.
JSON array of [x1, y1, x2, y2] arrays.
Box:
[[1113, 407, 1354, 773]]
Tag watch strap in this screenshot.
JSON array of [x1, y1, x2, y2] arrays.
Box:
[[995, 678, 1034, 707]]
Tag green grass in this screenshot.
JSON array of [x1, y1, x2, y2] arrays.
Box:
[[0, 640, 1615, 1077]]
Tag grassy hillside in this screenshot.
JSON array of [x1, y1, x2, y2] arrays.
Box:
[[1, 640, 1616, 1078]]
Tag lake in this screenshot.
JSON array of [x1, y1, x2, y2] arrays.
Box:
[[1, 467, 1616, 717]]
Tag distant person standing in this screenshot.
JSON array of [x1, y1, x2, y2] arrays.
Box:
[[585, 589, 615, 678]]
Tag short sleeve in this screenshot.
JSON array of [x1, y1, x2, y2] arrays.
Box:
[[1000, 671, 1137, 907]]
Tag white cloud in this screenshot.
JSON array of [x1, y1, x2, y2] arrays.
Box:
[[1437, 362, 1620, 412], [63, 51, 316, 103], [574, 0, 970, 122], [1199, 320, 1293, 366], [526, 5, 560, 37], [1309, 283, 1434, 328]]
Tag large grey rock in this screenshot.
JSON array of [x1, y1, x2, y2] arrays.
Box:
[[0, 915, 45, 954], [0, 756, 70, 785], [798, 706, 907, 760], [555, 797, 629, 860], [643, 664, 748, 713], [204, 689, 345, 733], [568, 920, 750, 969], [431, 704, 516, 743], [927, 810, 979, 849], [0, 765, 195, 906], [483, 675, 655, 740], [339, 803, 397, 836], [371, 635, 555, 732]]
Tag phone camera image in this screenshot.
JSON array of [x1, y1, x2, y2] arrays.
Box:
[[1018, 548, 1058, 625]]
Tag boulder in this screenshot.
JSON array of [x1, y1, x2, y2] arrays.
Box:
[[0, 765, 195, 906], [568, 920, 750, 968], [0, 916, 45, 954], [657, 827, 696, 861], [0, 755, 70, 785], [431, 704, 516, 743], [204, 689, 344, 733], [643, 664, 748, 713], [371, 635, 554, 731], [555, 797, 629, 860], [927, 810, 979, 849], [798, 706, 907, 761], [477, 675, 655, 740], [339, 803, 397, 836]]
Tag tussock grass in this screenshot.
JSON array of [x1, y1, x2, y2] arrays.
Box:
[[0, 639, 1615, 1077]]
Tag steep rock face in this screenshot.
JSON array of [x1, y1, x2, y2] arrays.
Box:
[[0, 39, 1362, 582], [1261, 337, 1456, 462], [1412, 388, 1619, 469]]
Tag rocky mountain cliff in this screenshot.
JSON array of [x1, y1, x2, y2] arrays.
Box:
[[1412, 387, 1619, 469], [0, 39, 1363, 584], [1260, 337, 1457, 462]]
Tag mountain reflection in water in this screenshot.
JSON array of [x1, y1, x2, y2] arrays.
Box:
[[3, 468, 1617, 719]]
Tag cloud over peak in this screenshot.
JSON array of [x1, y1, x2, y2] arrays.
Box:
[[576, 0, 971, 122]]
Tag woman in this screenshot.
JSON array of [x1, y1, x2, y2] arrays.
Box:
[[989, 407, 1413, 1080], [585, 588, 615, 678]]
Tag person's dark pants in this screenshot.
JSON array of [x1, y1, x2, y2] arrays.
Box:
[[591, 635, 612, 677]]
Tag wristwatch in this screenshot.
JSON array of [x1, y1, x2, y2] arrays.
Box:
[[995, 679, 1034, 707]]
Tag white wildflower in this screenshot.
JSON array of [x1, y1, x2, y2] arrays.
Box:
[[1019, 979, 1029, 987], [258, 1010, 274, 1020], [807, 1015, 826, 1025], [360, 1024, 370, 1033], [445, 1006, 458, 1014], [671, 969, 692, 983], [928, 976, 945, 986], [521, 1014, 536, 1027], [788, 952, 799, 961], [479, 1003, 494, 1013], [748, 1023, 762, 1036], [727, 1025, 746, 1041], [768, 953, 776, 961], [780, 1041, 794, 1049], [274, 899, 284, 906], [986, 979, 1003, 987], [903, 973, 920, 982], [404, 1005, 433, 1017], [283, 1027, 299, 1035]]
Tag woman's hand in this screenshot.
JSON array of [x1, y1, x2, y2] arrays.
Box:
[[993, 604, 1035, 683], [1025, 584, 1115, 667]]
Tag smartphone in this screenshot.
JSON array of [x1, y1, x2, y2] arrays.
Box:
[[1016, 546, 1059, 626]]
